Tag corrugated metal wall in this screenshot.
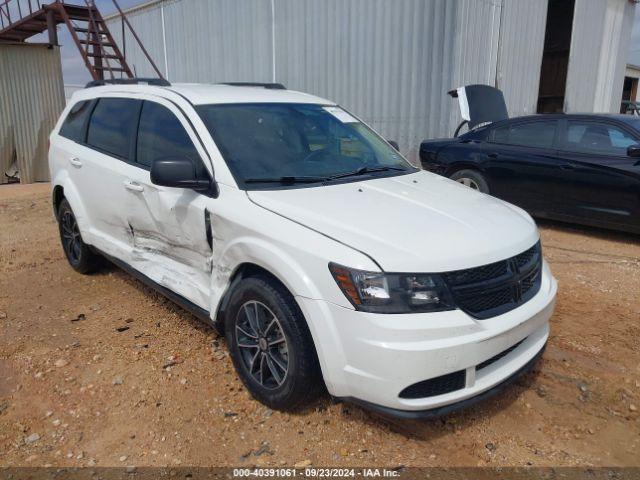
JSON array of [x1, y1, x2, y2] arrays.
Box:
[[565, 0, 635, 113], [106, 0, 552, 162], [104, 0, 631, 160], [273, 0, 459, 161], [0, 44, 65, 184], [108, 0, 273, 83], [497, 0, 548, 117]]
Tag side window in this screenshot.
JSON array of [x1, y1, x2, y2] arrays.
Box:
[[491, 121, 556, 149], [136, 101, 202, 170], [59, 100, 93, 142], [87, 98, 140, 159], [565, 121, 637, 155]]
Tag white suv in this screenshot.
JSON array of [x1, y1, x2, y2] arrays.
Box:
[[49, 80, 557, 418]]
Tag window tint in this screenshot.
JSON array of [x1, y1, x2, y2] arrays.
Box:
[[59, 100, 93, 142], [136, 101, 201, 169], [491, 121, 556, 148], [87, 98, 140, 159], [565, 121, 637, 155]]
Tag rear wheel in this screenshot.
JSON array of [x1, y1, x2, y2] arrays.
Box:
[[450, 169, 490, 194], [57, 198, 101, 274], [225, 275, 322, 410]]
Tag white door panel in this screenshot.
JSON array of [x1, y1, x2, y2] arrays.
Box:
[[122, 167, 213, 309], [71, 144, 132, 260]]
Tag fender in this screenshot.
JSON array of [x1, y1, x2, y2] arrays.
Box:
[[51, 171, 94, 245], [209, 235, 352, 394], [206, 209, 376, 393], [210, 234, 332, 315]]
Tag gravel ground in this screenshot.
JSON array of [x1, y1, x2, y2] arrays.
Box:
[[0, 182, 639, 467]]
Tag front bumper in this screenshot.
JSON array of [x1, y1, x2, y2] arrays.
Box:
[[340, 342, 546, 419], [296, 260, 557, 415]]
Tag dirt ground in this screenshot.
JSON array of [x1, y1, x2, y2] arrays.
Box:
[[0, 182, 639, 468]]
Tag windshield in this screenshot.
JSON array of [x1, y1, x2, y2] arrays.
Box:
[[196, 103, 416, 189]]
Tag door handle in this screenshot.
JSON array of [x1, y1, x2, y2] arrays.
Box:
[[69, 157, 82, 167], [123, 180, 144, 192], [487, 153, 499, 159]]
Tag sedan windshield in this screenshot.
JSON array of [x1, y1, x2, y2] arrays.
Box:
[[196, 103, 416, 189]]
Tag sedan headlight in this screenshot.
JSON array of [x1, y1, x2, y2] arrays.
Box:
[[329, 263, 454, 313]]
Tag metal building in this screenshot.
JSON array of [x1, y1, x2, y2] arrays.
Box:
[[102, 0, 633, 162], [0, 43, 65, 184]]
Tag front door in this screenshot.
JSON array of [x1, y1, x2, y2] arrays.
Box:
[[483, 119, 563, 214], [121, 99, 214, 310]]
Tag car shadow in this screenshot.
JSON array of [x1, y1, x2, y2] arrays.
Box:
[[92, 259, 220, 338], [336, 367, 543, 441], [535, 218, 639, 244]]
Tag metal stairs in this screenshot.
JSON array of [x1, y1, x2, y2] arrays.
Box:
[[0, 1, 161, 81]]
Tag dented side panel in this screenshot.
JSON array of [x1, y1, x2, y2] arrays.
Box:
[[123, 168, 214, 311]]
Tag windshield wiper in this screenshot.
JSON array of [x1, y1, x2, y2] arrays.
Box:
[[244, 176, 328, 185], [326, 166, 407, 181], [244, 166, 409, 186]]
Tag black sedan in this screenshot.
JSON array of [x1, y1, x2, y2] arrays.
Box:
[[421, 107, 640, 234]]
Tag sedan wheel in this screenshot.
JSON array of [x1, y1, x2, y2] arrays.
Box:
[[455, 177, 480, 190], [450, 169, 490, 194]]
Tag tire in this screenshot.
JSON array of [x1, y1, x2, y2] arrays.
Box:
[[225, 275, 322, 410], [450, 169, 490, 194], [57, 198, 101, 274]]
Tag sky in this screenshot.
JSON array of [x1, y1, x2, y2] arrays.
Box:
[[24, 0, 640, 84]]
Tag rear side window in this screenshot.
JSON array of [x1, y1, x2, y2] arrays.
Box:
[[136, 101, 201, 168], [491, 121, 557, 148], [87, 98, 140, 159], [59, 100, 93, 142], [564, 121, 637, 155]]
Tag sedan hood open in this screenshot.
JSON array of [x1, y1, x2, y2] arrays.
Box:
[[248, 171, 539, 273]]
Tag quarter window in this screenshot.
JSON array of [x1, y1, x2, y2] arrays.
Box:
[[491, 121, 557, 148], [136, 101, 202, 169], [87, 98, 140, 159], [59, 100, 93, 142], [565, 121, 637, 155]]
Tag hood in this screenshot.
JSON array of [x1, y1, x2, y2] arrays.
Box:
[[248, 171, 539, 273], [449, 84, 508, 129]]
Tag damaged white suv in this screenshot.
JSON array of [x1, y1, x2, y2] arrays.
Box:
[[49, 80, 557, 418]]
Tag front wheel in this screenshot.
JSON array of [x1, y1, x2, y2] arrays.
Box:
[[225, 276, 322, 410], [450, 169, 490, 194]]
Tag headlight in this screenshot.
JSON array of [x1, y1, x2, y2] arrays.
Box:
[[329, 263, 454, 313]]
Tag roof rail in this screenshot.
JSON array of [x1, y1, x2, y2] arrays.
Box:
[[220, 82, 286, 90], [85, 78, 171, 88]]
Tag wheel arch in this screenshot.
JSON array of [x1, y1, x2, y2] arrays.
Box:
[[444, 162, 486, 178], [214, 262, 289, 331], [214, 261, 326, 390], [52, 184, 65, 217], [51, 171, 92, 241]]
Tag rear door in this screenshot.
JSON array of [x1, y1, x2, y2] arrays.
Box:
[[555, 119, 640, 228], [483, 119, 562, 213], [75, 96, 142, 259], [122, 98, 214, 309]]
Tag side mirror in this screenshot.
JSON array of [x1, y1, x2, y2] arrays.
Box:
[[388, 140, 400, 151], [150, 157, 210, 191], [627, 144, 640, 158]]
